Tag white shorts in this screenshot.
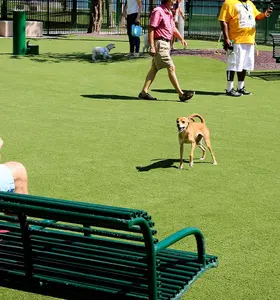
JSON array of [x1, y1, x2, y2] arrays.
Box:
[[226, 44, 255, 72], [0, 164, 15, 192]]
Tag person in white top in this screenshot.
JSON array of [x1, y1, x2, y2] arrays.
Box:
[[126, 0, 142, 57], [0, 138, 28, 194]]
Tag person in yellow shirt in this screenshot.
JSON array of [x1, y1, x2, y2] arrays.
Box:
[[218, 0, 273, 97]]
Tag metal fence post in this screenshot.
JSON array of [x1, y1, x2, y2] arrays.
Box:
[[1, 0, 8, 20], [13, 10, 26, 55], [47, 0, 50, 35], [116, 0, 121, 27]]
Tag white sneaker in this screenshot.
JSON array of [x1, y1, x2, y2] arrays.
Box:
[[134, 53, 140, 58], [125, 53, 134, 57]]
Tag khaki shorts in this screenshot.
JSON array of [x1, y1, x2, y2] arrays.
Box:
[[152, 40, 174, 70]]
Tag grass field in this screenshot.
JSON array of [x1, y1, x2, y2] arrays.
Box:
[[0, 36, 280, 300]]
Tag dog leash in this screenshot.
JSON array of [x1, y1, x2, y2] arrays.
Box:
[[214, 31, 223, 55]]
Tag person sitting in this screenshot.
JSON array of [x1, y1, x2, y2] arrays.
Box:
[[0, 138, 28, 194]]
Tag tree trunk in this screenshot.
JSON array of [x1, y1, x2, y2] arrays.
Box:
[[88, 0, 103, 33], [120, 3, 127, 27], [106, 0, 114, 27]]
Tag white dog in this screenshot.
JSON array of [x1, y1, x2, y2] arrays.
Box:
[[142, 34, 149, 53], [92, 43, 115, 61]]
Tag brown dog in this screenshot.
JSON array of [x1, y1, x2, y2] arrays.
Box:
[[176, 113, 217, 169]]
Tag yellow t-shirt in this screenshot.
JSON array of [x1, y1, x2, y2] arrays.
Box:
[[218, 0, 261, 44]]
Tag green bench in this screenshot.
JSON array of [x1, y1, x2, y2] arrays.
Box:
[[270, 32, 280, 63], [0, 192, 218, 300]]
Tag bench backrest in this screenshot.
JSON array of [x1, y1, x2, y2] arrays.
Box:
[[270, 33, 280, 59]]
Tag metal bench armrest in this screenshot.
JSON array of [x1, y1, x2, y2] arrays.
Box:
[[155, 227, 206, 266]]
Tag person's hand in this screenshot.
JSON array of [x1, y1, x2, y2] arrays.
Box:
[[150, 45, 156, 56], [135, 17, 140, 25], [181, 39, 188, 49], [223, 39, 232, 51], [265, 6, 273, 17]]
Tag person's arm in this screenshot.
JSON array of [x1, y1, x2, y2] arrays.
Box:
[[218, 1, 232, 49], [178, 7, 184, 20], [173, 26, 187, 48], [149, 8, 161, 55], [220, 21, 232, 49], [256, 6, 273, 20], [148, 26, 156, 56], [135, 0, 142, 24]]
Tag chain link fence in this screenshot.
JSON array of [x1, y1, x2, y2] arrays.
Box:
[[0, 0, 279, 42]]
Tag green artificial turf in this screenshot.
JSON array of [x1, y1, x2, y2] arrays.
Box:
[[0, 36, 280, 300]]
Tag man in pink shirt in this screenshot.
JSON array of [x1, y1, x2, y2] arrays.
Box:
[[138, 0, 194, 101]]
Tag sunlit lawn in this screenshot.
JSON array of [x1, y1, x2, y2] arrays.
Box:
[[0, 35, 280, 299]]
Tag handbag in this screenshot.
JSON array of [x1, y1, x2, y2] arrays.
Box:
[[131, 24, 143, 37]]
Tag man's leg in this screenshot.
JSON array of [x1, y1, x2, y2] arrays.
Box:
[[237, 69, 246, 91], [126, 14, 134, 56], [226, 71, 242, 97], [167, 65, 194, 101], [139, 63, 158, 100], [167, 65, 184, 97], [227, 70, 235, 91], [132, 13, 140, 56], [237, 70, 252, 95], [4, 162, 28, 194], [225, 42, 242, 97], [236, 44, 253, 95], [134, 36, 140, 55]]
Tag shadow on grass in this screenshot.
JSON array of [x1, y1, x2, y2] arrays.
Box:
[[136, 158, 214, 171], [151, 89, 225, 96], [10, 52, 148, 64], [81, 94, 182, 102], [248, 71, 280, 81], [136, 158, 185, 171], [81, 94, 139, 100]]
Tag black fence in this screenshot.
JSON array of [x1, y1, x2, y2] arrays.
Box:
[[0, 0, 279, 42]]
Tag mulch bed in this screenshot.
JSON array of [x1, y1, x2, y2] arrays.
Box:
[[171, 48, 280, 71], [60, 33, 280, 71]]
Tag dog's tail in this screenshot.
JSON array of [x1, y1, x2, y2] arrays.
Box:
[[187, 113, 205, 123]]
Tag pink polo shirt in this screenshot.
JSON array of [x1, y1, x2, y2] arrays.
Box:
[[150, 5, 175, 41]]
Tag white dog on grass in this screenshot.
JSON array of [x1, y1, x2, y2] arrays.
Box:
[[92, 43, 115, 62]]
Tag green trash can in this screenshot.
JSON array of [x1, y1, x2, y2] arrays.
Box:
[[13, 10, 26, 55]]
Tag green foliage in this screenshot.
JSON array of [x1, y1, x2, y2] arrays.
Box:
[[0, 36, 280, 299]]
